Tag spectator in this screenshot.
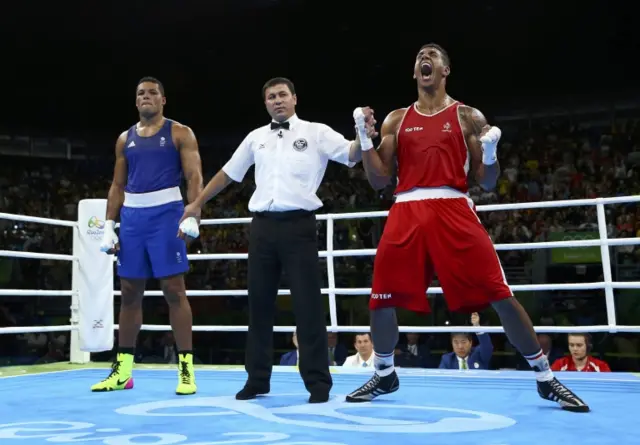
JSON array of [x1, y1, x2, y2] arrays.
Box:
[[395, 333, 433, 368], [343, 333, 374, 368], [439, 313, 493, 370], [551, 334, 611, 372], [280, 331, 299, 366]]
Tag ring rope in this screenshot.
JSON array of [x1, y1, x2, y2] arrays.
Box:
[[0, 195, 639, 336]]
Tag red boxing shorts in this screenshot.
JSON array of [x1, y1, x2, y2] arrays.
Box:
[[370, 197, 512, 313]]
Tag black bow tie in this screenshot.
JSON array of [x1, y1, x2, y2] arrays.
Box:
[[271, 121, 290, 130]]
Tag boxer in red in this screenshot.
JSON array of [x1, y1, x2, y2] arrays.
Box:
[[347, 44, 589, 412]]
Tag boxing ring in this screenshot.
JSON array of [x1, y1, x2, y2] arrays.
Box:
[[1, 196, 640, 445]]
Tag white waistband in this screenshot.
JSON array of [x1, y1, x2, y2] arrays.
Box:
[[394, 186, 471, 203], [123, 186, 182, 208]]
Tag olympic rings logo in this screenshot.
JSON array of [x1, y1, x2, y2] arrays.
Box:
[[115, 393, 517, 434]]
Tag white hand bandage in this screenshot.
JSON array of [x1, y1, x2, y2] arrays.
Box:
[[480, 126, 501, 165], [179, 217, 200, 239], [99, 220, 118, 253], [353, 107, 374, 151]]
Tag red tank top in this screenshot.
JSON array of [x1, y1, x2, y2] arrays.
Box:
[[395, 101, 470, 194]]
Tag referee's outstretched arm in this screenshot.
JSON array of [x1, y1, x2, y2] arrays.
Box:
[[195, 169, 235, 206], [178, 168, 234, 226], [179, 130, 255, 223]]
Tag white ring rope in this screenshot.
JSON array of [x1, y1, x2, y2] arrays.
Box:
[[0, 251, 75, 261], [1, 195, 639, 336], [1, 281, 640, 298], [0, 212, 76, 227]]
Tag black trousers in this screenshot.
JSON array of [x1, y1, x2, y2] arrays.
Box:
[[244, 210, 332, 395]]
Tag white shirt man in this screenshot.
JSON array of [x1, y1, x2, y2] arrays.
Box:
[[222, 113, 356, 210], [343, 333, 374, 368], [181, 77, 375, 403]]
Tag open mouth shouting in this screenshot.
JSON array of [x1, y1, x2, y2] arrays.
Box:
[[420, 62, 433, 81]]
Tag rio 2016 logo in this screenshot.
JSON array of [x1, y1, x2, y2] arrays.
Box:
[[86, 216, 105, 241], [0, 393, 516, 444], [87, 216, 105, 230]]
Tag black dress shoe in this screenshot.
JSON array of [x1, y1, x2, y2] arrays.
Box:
[[235, 384, 270, 400], [308, 392, 330, 403]]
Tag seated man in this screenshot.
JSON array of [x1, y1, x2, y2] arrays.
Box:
[[439, 313, 493, 370], [395, 333, 433, 368], [343, 333, 374, 368], [281, 331, 344, 366], [280, 331, 299, 366], [551, 333, 611, 372], [328, 332, 348, 366]]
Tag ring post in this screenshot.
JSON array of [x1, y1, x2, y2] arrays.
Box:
[[595, 200, 617, 332], [71, 199, 114, 363], [326, 215, 338, 330]]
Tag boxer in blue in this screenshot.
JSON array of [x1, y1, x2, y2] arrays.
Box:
[[92, 77, 203, 395]]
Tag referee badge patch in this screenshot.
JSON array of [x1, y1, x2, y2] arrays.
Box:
[[293, 138, 308, 151]]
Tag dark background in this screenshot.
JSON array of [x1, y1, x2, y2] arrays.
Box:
[[1, 0, 639, 370], [1, 1, 636, 143]]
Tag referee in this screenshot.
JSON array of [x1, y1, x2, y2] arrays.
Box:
[[179, 77, 376, 403]]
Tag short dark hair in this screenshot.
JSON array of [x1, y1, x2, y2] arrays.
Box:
[[137, 76, 165, 96], [451, 332, 472, 341], [419, 43, 450, 67], [262, 77, 296, 100]]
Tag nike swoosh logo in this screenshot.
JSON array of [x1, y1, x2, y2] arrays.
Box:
[[117, 379, 129, 386]]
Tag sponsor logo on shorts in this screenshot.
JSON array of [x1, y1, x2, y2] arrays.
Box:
[[371, 293, 393, 300]]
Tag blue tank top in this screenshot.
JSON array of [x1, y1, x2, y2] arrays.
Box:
[[124, 119, 182, 194]]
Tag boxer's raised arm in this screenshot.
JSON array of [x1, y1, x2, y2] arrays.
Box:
[[462, 106, 500, 191], [106, 132, 127, 221], [359, 109, 403, 190]]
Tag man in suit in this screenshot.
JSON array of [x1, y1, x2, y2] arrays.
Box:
[[439, 313, 493, 370], [395, 333, 433, 368], [328, 332, 348, 366], [280, 331, 299, 366], [281, 331, 349, 366]]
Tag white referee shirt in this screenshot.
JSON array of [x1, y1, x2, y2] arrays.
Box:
[[222, 114, 356, 212], [342, 353, 374, 368]]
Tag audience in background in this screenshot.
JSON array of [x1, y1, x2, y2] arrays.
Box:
[[0, 111, 639, 371]]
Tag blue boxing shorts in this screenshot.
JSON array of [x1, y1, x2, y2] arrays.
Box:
[[117, 200, 189, 279]]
